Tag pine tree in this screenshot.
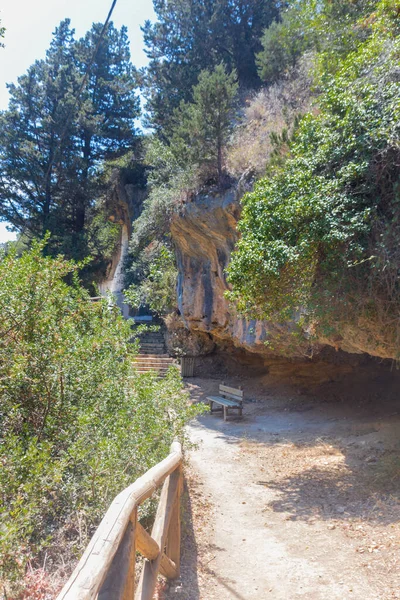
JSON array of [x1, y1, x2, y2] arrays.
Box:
[[68, 21, 140, 237], [0, 20, 140, 259], [0, 20, 77, 238], [171, 64, 238, 184], [142, 0, 282, 132], [75, 23, 140, 163]]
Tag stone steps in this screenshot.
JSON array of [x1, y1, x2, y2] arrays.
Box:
[[134, 327, 176, 376], [138, 331, 166, 355], [135, 356, 175, 363], [140, 335, 164, 343], [135, 361, 175, 368], [137, 353, 170, 359], [134, 356, 179, 376], [140, 347, 165, 353]]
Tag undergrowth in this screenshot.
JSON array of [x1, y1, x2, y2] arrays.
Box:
[[228, 1, 400, 357], [0, 241, 204, 597]]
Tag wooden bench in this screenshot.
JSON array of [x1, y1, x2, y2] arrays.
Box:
[[207, 383, 243, 421]]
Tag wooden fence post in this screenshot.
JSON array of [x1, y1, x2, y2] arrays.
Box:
[[135, 469, 180, 600], [57, 442, 182, 600], [122, 509, 137, 600], [98, 509, 136, 599], [166, 466, 182, 576]]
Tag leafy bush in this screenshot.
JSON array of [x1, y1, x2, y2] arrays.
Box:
[[257, 0, 378, 84], [0, 241, 202, 593], [256, 2, 317, 83], [127, 137, 196, 262], [228, 11, 400, 351], [125, 244, 178, 315]]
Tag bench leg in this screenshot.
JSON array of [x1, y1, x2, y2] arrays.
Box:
[[210, 401, 224, 414], [239, 405, 243, 418], [223, 406, 227, 421]]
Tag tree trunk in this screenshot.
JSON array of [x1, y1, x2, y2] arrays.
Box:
[[217, 133, 223, 187], [74, 131, 92, 233], [43, 131, 56, 236]]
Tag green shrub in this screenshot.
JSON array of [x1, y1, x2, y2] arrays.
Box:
[[127, 137, 196, 262], [257, 0, 379, 84], [228, 14, 400, 349], [125, 244, 178, 315], [0, 241, 202, 591]]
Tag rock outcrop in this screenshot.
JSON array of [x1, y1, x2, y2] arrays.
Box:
[[170, 181, 304, 357], [99, 170, 146, 316], [102, 169, 396, 364], [164, 313, 216, 357], [170, 182, 397, 362]]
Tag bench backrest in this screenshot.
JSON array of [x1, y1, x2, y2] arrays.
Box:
[[219, 384, 243, 402]]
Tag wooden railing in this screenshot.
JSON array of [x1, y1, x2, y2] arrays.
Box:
[[57, 441, 183, 600]]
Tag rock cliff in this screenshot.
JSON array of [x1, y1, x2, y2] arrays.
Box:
[[102, 170, 396, 364], [170, 183, 397, 362], [99, 170, 146, 316], [170, 181, 307, 358]]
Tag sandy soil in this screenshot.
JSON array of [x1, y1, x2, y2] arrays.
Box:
[[164, 374, 400, 600]]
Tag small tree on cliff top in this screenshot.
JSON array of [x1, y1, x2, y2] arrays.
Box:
[[171, 64, 238, 185]]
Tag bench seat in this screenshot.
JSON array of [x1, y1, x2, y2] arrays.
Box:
[[207, 388, 243, 421], [206, 395, 241, 408]]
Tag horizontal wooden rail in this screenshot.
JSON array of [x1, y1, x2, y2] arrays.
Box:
[[57, 441, 183, 600]]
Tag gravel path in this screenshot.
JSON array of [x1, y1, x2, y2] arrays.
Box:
[[165, 376, 400, 600]]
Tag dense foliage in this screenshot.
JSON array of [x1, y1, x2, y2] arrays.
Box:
[[0, 242, 202, 592], [142, 0, 282, 131], [125, 244, 178, 314], [256, 0, 378, 83], [2, 0, 400, 589], [171, 64, 238, 184], [0, 19, 139, 262], [228, 1, 400, 351]]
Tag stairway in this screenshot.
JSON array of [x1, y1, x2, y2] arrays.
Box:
[[138, 330, 166, 355], [134, 329, 178, 376]]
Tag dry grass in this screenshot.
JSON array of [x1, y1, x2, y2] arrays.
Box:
[[227, 54, 317, 177]]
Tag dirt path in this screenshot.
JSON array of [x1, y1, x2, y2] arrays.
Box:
[[165, 376, 400, 600]]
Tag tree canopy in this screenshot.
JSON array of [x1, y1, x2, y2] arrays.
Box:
[[256, 0, 379, 83], [0, 19, 140, 261], [171, 64, 238, 184], [141, 0, 282, 131]]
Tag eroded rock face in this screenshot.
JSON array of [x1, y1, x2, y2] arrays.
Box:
[[103, 170, 395, 362], [164, 313, 216, 357], [171, 188, 238, 335], [170, 183, 309, 357], [170, 183, 397, 361], [99, 170, 146, 315]]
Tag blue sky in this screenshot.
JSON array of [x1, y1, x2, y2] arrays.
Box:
[[0, 0, 156, 243]]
